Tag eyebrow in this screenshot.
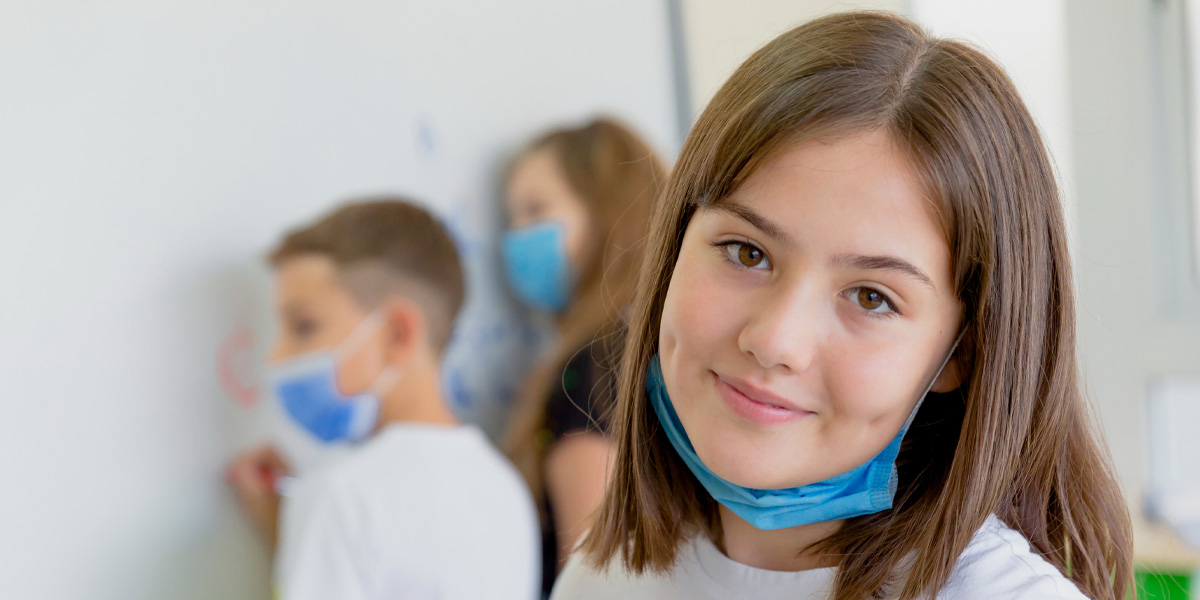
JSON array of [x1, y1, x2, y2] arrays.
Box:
[[712, 199, 936, 290], [832, 253, 936, 290], [711, 200, 797, 247]]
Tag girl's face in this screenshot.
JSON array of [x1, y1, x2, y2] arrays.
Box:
[[658, 130, 964, 490], [504, 148, 591, 272]]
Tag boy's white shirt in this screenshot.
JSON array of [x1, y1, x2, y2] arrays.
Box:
[[275, 423, 540, 600], [550, 515, 1088, 600]]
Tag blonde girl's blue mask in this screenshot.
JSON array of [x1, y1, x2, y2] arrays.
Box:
[[265, 311, 400, 444], [646, 333, 960, 530], [501, 221, 573, 313]]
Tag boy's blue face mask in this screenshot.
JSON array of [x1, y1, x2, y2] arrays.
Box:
[[501, 221, 573, 313], [266, 311, 399, 444], [646, 333, 960, 530]]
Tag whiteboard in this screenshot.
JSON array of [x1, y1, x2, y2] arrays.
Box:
[[0, 2, 679, 598]]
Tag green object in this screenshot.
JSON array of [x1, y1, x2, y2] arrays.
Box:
[[1135, 569, 1192, 599]]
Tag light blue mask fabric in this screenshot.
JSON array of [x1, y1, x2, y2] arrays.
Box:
[[501, 222, 573, 313], [646, 342, 958, 530], [266, 312, 397, 444]]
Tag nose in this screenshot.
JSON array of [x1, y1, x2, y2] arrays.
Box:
[[737, 282, 821, 373]]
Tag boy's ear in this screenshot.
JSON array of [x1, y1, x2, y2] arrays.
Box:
[[381, 299, 427, 366]]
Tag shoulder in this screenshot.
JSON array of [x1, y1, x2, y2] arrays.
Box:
[[939, 515, 1089, 600], [550, 548, 684, 600], [291, 426, 528, 517], [279, 450, 379, 545]]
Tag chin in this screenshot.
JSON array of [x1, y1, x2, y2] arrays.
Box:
[[693, 439, 812, 490]]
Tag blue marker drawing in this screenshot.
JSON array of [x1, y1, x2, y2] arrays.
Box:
[[445, 365, 473, 411], [414, 115, 437, 158]]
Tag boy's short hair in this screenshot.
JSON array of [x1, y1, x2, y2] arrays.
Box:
[[269, 197, 465, 354]]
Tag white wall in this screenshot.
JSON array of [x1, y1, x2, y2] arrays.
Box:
[[0, 2, 679, 599], [678, 0, 904, 121]]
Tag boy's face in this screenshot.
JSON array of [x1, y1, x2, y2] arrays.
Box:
[[270, 254, 389, 395]]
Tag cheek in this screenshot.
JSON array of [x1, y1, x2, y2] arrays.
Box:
[[334, 339, 388, 395], [659, 256, 736, 362], [825, 336, 936, 423], [561, 207, 591, 271]]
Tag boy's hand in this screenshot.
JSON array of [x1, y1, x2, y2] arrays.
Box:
[[227, 444, 290, 552]]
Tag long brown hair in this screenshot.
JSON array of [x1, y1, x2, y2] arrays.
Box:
[[503, 118, 667, 498], [580, 12, 1133, 600]]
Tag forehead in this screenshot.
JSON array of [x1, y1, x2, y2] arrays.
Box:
[[507, 149, 564, 191], [723, 131, 948, 272], [274, 254, 344, 300]]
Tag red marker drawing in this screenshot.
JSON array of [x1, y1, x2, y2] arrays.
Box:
[[217, 324, 259, 406]]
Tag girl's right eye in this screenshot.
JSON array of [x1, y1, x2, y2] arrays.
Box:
[[714, 240, 771, 270]]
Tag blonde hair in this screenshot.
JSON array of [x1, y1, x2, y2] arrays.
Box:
[[581, 12, 1133, 600]]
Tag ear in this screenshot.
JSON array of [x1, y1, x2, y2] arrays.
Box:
[[929, 354, 964, 393], [379, 299, 428, 368]]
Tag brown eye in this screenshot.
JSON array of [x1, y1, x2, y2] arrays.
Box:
[[717, 241, 770, 270], [848, 287, 896, 316], [857, 289, 884, 310], [738, 244, 765, 267]]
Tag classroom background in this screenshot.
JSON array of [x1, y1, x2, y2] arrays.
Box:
[[1, 1, 1197, 598]]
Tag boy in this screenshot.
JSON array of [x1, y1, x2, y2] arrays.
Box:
[[228, 198, 539, 600]]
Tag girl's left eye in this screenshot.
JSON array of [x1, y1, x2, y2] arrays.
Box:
[[715, 241, 771, 270], [845, 287, 899, 317]]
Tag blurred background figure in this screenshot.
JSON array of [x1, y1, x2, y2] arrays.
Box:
[[229, 198, 539, 600], [499, 118, 667, 596]]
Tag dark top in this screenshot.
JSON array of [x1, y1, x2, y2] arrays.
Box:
[[538, 330, 621, 597]]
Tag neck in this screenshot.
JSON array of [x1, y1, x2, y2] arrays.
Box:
[[717, 505, 843, 571], [375, 358, 459, 429]]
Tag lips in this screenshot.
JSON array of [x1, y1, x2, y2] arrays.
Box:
[[713, 372, 814, 425]]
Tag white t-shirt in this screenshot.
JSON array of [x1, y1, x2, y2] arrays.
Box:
[[550, 515, 1088, 600], [275, 423, 540, 600]]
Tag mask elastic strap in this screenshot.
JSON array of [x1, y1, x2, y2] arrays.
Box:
[[336, 309, 404, 399], [370, 366, 402, 398], [332, 309, 387, 363], [900, 327, 967, 432]]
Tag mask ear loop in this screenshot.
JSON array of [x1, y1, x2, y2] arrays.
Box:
[[370, 366, 402, 397], [332, 309, 388, 362], [333, 308, 404, 398], [900, 327, 967, 433]]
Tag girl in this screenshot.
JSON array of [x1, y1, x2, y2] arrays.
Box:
[[553, 11, 1133, 600], [499, 118, 668, 595]]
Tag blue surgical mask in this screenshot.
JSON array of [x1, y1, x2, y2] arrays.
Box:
[[646, 336, 960, 530], [266, 311, 400, 444], [501, 221, 573, 313]]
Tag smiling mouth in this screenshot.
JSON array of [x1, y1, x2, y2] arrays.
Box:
[[712, 372, 813, 425]]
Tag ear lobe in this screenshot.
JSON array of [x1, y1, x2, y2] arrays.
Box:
[[930, 355, 964, 393]]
